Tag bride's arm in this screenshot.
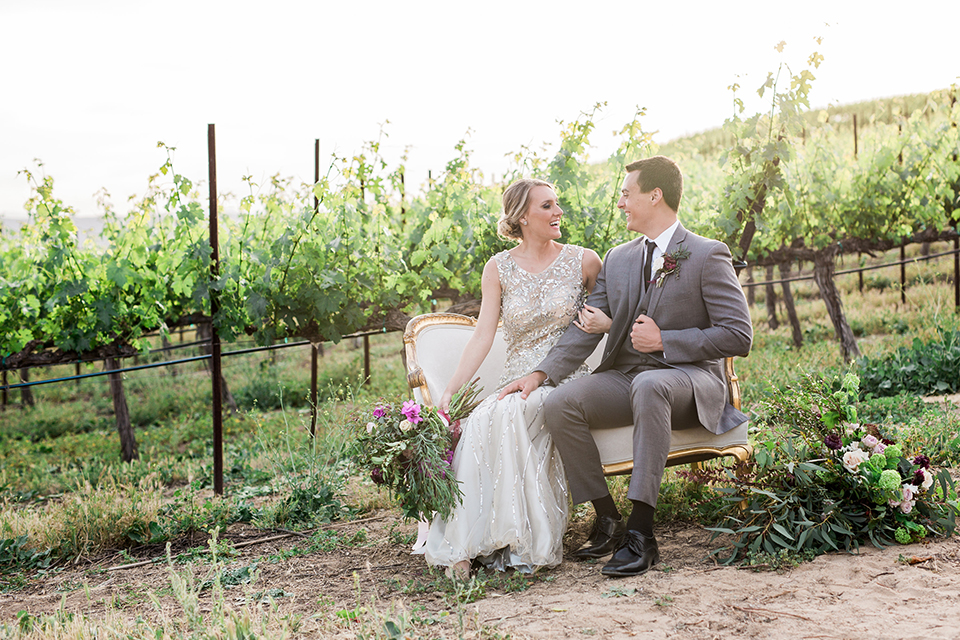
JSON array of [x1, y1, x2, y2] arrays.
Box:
[[573, 249, 611, 334], [438, 258, 501, 412], [581, 248, 602, 294]]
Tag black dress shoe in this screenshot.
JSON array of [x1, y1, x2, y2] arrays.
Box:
[[601, 530, 660, 577], [572, 514, 626, 559]]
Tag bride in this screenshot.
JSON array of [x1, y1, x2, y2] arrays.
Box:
[[418, 178, 609, 578]]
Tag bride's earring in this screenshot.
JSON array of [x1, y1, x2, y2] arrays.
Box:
[[521, 220, 527, 225]]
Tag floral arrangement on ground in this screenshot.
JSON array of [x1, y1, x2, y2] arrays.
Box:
[[698, 371, 959, 563], [355, 381, 482, 521]]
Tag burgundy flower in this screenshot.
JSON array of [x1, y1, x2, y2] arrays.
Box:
[[913, 469, 926, 487], [371, 467, 385, 485], [823, 432, 843, 450], [652, 245, 691, 288], [913, 454, 930, 469]]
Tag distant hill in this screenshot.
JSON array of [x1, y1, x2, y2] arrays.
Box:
[[658, 90, 954, 158], [0, 214, 105, 242]]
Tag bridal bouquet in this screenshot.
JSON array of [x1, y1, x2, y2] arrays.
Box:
[[355, 380, 483, 521], [704, 371, 958, 562]]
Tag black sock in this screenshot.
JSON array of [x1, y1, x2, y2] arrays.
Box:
[[626, 500, 655, 536], [591, 495, 620, 520]]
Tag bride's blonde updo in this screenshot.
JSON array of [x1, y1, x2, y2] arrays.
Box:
[[497, 178, 555, 241]]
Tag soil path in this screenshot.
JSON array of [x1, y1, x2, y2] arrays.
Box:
[[2, 515, 958, 639]]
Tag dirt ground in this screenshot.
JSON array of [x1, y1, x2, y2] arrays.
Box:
[[2, 512, 958, 640]]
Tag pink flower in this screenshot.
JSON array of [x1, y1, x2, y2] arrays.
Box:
[[894, 485, 918, 515], [401, 400, 423, 424], [373, 405, 387, 419], [861, 435, 879, 448], [901, 484, 917, 503], [842, 449, 869, 473]]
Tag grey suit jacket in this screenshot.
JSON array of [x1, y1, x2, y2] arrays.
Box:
[[539, 224, 753, 434]]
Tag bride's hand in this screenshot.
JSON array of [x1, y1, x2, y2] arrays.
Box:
[[439, 390, 453, 414], [574, 304, 611, 334]]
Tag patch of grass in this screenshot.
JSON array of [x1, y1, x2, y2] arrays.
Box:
[[161, 489, 257, 539], [262, 527, 369, 564], [0, 401, 113, 441], [387, 564, 541, 607], [309, 528, 369, 552], [0, 535, 53, 591], [607, 466, 728, 526], [741, 548, 817, 572], [233, 360, 356, 411], [124, 375, 211, 429], [247, 391, 360, 530], [174, 537, 241, 566], [856, 330, 960, 398], [858, 393, 932, 424], [0, 472, 166, 561], [386, 521, 416, 546], [653, 594, 674, 607]]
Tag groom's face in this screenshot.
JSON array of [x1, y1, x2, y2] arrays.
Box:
[[618, 171, 656, 235]]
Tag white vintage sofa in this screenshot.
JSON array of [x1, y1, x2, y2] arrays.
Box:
[[402, 312, 751, 475]]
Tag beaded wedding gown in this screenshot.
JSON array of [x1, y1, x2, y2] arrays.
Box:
[[419, 244, 590, 572]]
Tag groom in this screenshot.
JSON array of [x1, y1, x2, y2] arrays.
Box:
[[499, 155, 752, 577]]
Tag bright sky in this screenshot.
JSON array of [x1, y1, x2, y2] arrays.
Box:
[[1, 0, 957, 220]]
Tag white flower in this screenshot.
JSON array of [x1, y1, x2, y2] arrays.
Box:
[[919, 468, 934, 491], [399, 419, 413, 432], [366, 422, 376, 434], [842, 449, 869, 473], [652, 256, 664, 273]]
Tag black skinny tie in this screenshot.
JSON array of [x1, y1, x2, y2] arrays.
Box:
[[642, 239, 656, 292]]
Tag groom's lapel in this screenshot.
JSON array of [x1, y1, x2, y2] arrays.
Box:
[[644, 224, 687, 317], [624, 238, 645, 322]]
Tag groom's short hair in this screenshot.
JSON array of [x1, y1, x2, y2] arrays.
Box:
[[626, 156, 683, 213]]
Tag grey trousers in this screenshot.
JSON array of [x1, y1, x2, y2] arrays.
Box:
[[544, 367, 699, 507]]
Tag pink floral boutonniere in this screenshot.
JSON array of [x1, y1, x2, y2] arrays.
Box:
[[652, 244, 691, 287]]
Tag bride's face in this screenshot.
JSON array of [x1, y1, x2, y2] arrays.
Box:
[[521, 186, 563, 240]]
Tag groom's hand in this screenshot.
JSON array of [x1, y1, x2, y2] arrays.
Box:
[[498, 371, 547, 400], [631, 314, 663, 352]]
